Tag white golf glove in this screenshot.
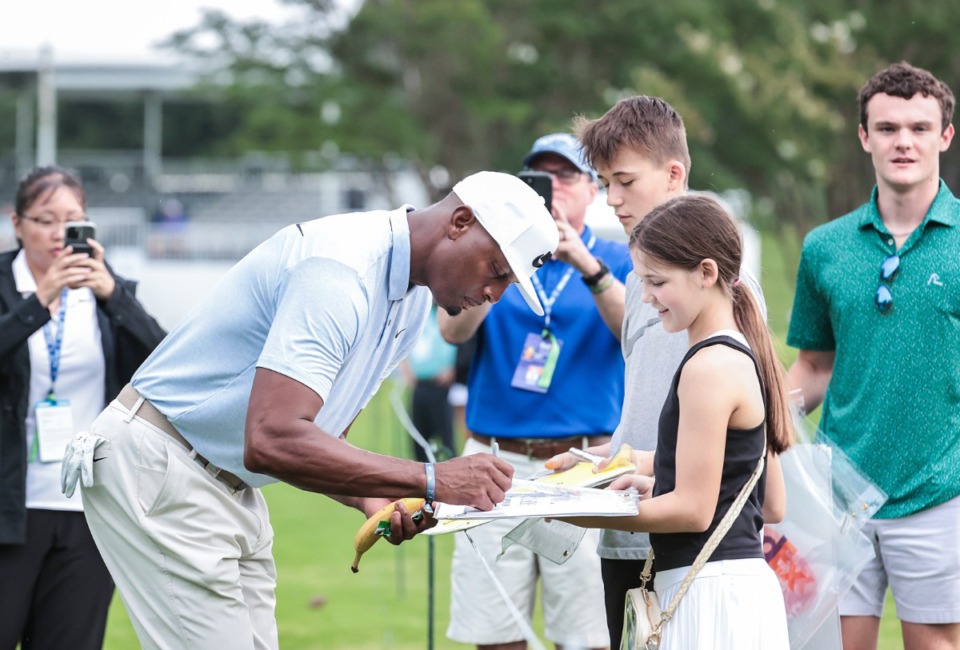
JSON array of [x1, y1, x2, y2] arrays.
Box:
[[61, 431, 107, 498]]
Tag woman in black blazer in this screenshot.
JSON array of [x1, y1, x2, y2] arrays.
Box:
[[0, 166, 166, 650]]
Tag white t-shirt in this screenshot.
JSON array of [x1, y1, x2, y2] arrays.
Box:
[[133, 208, 431, 488], [14, 251, 105, 511]]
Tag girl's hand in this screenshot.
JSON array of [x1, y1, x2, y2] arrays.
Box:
[[544, 451, 579, 472], [630, 449, 655, 476], [608, 474, 655, 499]]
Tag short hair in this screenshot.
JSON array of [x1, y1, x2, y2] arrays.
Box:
[[859, 62, 955, 132], [574, 96, 691, 183]]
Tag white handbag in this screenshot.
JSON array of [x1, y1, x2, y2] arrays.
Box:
[[621, 445, 767, 650], [622, 558, 664, 649]]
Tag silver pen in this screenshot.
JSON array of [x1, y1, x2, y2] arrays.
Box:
[[568, 447, 605, 466]]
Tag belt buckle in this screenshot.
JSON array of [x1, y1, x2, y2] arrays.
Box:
[[523, 440, 536, 460]]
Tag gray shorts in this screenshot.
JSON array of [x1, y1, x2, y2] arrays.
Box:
[[840, 494, 960, 624]]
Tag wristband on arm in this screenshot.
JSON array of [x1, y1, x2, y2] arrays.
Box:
[[589, 273, 615, 294], [581, 258, 610, 287], [424, 462, 436, 513]]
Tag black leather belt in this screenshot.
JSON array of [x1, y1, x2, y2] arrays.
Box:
[[472, 434, 611, 460], [117, 384, 248, 492]]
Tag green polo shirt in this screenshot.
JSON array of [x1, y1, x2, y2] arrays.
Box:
[[788, 180, 960, 519]]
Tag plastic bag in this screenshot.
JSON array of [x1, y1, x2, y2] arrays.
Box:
[[791, 406, 887, 526], [766, 440, 882, 648], [499, 518, 587, 565]]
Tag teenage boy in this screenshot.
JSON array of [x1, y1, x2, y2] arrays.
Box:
[[787, 62, 960, 650], [559, 96, 765, 648]]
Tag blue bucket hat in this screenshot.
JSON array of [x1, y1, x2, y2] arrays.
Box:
[[521, 133, 597, 180]]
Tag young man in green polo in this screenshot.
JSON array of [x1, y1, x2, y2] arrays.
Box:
[[786, 62, 960, 650]]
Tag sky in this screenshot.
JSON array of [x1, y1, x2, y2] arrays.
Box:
[[0, 0, 300, 62]]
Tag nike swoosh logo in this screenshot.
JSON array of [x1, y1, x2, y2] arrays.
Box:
[[395, 328, 407, 339], [93, 456, 107, 462]]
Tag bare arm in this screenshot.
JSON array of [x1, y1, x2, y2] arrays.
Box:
[[595, 282, 625, 339], [545, 444, 654, 477], [785, 349, 835, 414], [243, 368, 514, 511], [554, 216, 624, 338], [567, 351, 735, 533], [437, 303, 491, 344], [762, 451, 786, 523], [579, 257, 625, 339]]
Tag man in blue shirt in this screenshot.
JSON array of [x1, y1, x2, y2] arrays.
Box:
[[441, 134, 631, 649], [63, 172, 559, 649]]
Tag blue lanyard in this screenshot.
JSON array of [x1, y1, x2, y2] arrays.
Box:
[[41, 288, 68, 401], [531, 233, 596, 331]]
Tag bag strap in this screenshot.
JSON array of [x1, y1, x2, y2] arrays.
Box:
[[645, 440, 767, 631]]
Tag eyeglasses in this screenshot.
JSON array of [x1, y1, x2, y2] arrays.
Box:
[[531, 167, 584, 185], [19, 215, 87, 229], [875, 254, 900, 313]]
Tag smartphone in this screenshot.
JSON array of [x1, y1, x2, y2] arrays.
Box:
[[64, 221, 97, 256], [518, 171, 553, 213]]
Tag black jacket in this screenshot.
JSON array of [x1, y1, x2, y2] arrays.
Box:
[[0, 249, 167, 544]]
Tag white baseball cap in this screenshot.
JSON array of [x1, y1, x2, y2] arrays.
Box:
[[453, 171, 559, 316]]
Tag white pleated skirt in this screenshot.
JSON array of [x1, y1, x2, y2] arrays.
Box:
[[653, 557, 789, 650]]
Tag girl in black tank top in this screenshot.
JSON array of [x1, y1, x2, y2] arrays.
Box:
[[649, 333, 769, 572], [561, 195, 793, 648]]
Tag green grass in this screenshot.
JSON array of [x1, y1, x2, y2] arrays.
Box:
[[103, 231, 906, 649]]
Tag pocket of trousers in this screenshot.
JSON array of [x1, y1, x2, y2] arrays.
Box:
[[136, 427, 180, 517]]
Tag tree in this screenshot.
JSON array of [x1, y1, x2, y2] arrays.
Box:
[[164, 0, 960, 225]]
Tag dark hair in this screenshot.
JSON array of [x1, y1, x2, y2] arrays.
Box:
[[859, 62, 955, 132], [629, 194, 792, 454], [574, 96, 691, 185], [14, 165, 86, 217]]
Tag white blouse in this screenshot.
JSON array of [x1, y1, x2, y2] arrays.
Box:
[[14, 250, 105, 511]]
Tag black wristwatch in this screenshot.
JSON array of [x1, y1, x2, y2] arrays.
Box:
[[581, 258, 610, 287]]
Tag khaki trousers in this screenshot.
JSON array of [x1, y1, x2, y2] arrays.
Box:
[[81, 399, 278, 650]]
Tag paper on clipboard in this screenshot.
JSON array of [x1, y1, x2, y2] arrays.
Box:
[[432, 479, 639, 520], [423, 447, 637, 535]]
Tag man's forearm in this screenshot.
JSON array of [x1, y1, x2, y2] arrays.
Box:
[[246, 423, 427, 498], [785, 350, 836, 414], [590, 280, 625, 339]]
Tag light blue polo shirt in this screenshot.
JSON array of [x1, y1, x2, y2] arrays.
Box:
[[132, 208, 431, 488]]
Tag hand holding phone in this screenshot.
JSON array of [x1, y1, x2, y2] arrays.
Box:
[[64, 221, 97, 257]]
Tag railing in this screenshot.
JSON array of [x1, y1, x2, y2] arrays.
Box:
[[0, 156, 432, 261]]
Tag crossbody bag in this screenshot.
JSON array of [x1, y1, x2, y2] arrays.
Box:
[[622, 442, 767, 650]]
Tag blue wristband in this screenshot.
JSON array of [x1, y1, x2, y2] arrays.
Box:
[[424, 462, 436, 506]]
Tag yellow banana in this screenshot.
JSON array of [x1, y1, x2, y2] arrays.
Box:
[[351, 497, 426, 573]]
